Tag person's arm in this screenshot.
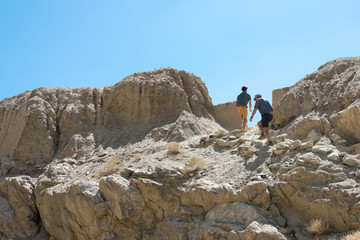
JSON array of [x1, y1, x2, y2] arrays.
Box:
[[250, 107, 257, 122], [249, 99, 252, 112]]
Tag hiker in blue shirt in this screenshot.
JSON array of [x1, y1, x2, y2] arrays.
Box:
[[249, 94, 274, 146], [232, 86, 252, 131]]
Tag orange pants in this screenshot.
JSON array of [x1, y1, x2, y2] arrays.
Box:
[[237, 106, 248, 118]]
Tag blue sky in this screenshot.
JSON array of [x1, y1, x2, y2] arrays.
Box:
[[1, 1, 360, 126]]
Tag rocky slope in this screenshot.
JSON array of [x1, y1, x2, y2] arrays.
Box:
[[0, 60, 360, 240], [272, 57, 360, 145]]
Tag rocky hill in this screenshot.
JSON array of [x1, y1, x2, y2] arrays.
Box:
[[272, 57, 360, 145], [0, 60, 359, 240]]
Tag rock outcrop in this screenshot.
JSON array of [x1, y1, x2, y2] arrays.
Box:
[[0, 68, 220, 176], [1, 59, 360, 240], [273, 57, 360, 144]]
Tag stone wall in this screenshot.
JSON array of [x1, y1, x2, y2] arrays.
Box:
[[212, 102, 243, 131]]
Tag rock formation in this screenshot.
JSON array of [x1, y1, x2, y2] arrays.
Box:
[[272, 57, 360, 144], [0, 59, 360, 240]]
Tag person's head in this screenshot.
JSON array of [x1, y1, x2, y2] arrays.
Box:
[[254, 94, 262, 100], [241, 86, 248, 92]]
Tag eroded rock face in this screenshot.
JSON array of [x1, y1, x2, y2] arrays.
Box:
[[273, 57, 360, 144], [0, 87, 102, 176], [1, 62, 360, 240], [0, 68, 219, 177], [0, 176, 39, 239], [102, 68, 213, 127]]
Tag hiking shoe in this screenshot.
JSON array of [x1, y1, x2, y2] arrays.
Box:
[[268, 140, 274, 146], [258, 133, 266, 140]]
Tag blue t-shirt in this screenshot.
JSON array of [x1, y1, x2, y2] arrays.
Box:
[[236, 92, 251, 107], [254, 98, 273, 115]]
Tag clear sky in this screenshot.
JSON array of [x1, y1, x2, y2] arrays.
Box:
[[1, 1, 360, 126]]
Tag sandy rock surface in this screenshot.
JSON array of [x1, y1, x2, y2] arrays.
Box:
[[1, 60, 360, 240], [273, 57, 360, 144]]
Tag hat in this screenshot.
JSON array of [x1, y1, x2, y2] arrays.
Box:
[[254, 94, 262, 100]]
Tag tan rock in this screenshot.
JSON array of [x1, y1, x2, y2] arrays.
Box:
[[289, 140, 301, 150], [273, 57, 360, 130], [343, 154, 359, 167], [306, 129, 323, 142], [0, 68, 220, 175], [349, 143, 360, 154], [214, 130, 225, 135], [300, 141, 313, 150], [227, 129, 243, 136], [0, 176, 39, 239], [137, 178, 180, 220], [274, 148, 288, 156], [216, 139, 227, 147], [178, 184, 238, 213], [270, 167, 359, 232], [0, 195, 28, 239], [142, 220, 201, 240], [226, 140, 238, 148], [295, 153, 321, 167], [239, 221, 287, 240], [331, 100, 360, 144], [311, 137, 334, 155], [276, 141, 291, 149], [238, 143, 255, 158], [238, 181, 271, 208], [329, 129, 348, 145], [327, 152, 340, 162], [312, 145, 334, 154], [2, 61, 360, 239], [213, 102, 243, 131], [205, 202, 267, 225]]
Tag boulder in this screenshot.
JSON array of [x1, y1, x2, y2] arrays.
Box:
[[270, 167, 360, 232], [238, 181, 271, 208], [349, 143, 360, 154], [331, 100, 360, 144], [300, 141, 313, 150], [327, 152, 340, 162], [312, 137, 335, 154], [343, 154, 359, 167], [239, 221, 287, 240], [205, 202, 267, 225], [289, 140, 301, 150]]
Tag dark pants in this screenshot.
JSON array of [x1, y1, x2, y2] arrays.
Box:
[[261, 113, 273, 128]]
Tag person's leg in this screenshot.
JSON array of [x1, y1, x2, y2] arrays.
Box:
[[236, 107, 243, 129], [238, 106, 248, 131], [257, 121, 265, 139], [242, 117, 247, 131], [258, 115, 267, 139], [262, 114, 273, 144], [242, 107, 248, 131], [263, 127, 271, 141]]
